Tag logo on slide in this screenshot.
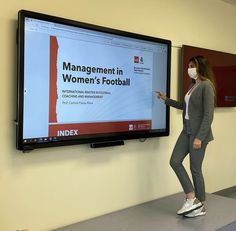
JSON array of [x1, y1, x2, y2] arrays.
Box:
[[129, 124, 134, 130], [134, 56, 139, 63], [134, 56, 144, 64]]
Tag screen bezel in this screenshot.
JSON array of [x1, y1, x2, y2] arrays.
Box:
[[16, 10, 171, 151]]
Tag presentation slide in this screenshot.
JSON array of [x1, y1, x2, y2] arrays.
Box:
[[48, 35, 153, 136]]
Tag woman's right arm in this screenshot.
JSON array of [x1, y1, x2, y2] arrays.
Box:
[[156, 91, 184, 110]]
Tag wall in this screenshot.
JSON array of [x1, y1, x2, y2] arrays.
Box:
[[0, 0, 236, 230]]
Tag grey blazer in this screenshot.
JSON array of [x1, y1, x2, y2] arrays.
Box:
[[165, 80, 215, 143]]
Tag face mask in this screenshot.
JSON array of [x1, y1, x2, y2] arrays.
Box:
[[188, 67, 198, 80]]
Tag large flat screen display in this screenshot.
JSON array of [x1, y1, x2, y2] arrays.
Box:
[[16, 10, 171, 151]]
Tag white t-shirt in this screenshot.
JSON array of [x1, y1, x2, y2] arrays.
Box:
[[184, 83, 200, 120]]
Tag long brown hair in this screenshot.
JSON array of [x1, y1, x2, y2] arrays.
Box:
[[189, 55, 216, 94]]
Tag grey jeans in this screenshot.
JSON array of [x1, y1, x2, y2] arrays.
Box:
[[169, 124, 208, 202]]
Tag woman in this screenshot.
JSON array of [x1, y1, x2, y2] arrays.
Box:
[[157, 56, 215, 218]]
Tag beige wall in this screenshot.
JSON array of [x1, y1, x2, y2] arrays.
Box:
[[0, 0, 236, 230]]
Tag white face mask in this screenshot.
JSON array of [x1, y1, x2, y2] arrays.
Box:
[[188, 67, 198, 80]]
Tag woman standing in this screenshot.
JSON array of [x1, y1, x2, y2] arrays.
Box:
[[157, 56, 215, 218]]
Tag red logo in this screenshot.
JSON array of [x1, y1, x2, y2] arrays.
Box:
[[134, 56, 139, 63]]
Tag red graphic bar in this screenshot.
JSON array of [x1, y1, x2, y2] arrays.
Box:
[[49, 36, 58, 123], [48, 120, 152, 137]]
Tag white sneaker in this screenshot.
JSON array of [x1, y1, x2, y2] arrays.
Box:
[[177, 198, 203, 215], [184, 205, 206, 218]]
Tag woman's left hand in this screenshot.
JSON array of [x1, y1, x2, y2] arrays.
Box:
[[193, 138, 202, 149]]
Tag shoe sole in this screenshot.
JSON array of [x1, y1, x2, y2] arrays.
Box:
[[184, 211, 206, 218], [177, 203, 203, 216]]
